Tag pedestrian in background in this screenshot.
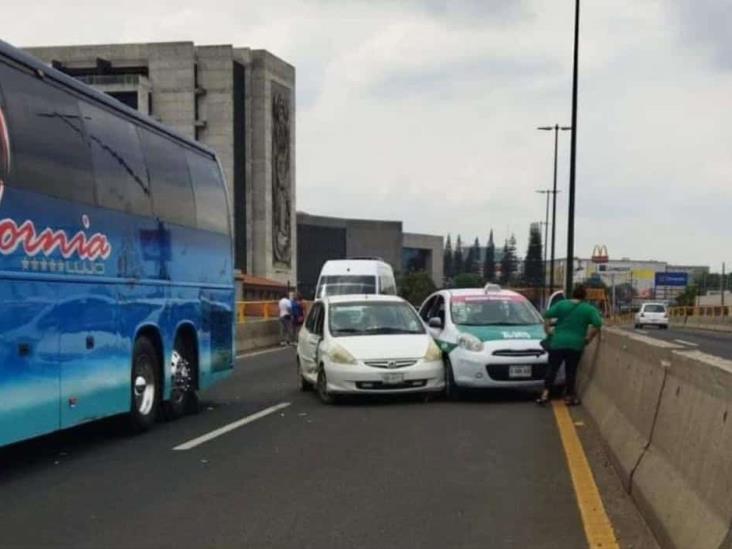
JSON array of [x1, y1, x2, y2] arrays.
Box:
[[290, 293, 305, 342], [278, 292, 293, 346], [536, 284, 602, 406]]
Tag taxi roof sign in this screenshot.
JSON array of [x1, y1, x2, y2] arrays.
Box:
[[484, 283, 501, 293]]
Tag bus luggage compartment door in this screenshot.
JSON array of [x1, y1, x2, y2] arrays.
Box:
[[0, 284, 61, 447]]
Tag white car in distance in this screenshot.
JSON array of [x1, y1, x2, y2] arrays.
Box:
[[635, 303, 669, 329], [296, 295, 445, 403]]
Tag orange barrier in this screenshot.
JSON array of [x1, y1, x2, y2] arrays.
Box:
[[669, 306, 730, 318], [236, 300, 311, 324]]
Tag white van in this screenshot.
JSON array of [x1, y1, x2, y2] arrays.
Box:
[[315, 259, 397, 298]]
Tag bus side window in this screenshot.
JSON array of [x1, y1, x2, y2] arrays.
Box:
[[0, 61, 95, 204], [79, 101, 151, 216], [186, 150, 230, 235], [139, 127, 197, 227]]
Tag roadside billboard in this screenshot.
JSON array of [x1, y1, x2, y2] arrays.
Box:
[[633, 269, 655, 299], [655, 272, 689, 287]]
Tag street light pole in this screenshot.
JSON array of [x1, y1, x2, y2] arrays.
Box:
[[537, 124, 571, 293], [566, 0, 581, 295]]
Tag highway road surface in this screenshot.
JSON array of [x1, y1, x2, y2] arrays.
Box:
[[0, 348, 658, 549], [628, 325, 732, 360]]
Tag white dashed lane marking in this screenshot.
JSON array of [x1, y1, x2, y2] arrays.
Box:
[[173, 402, 292, 451], [674, 339, 699, 347]]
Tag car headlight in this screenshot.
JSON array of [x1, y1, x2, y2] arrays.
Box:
[[328, 343, 357, 365], [458, 333, 484, 352], [424, 339, 442, 361]]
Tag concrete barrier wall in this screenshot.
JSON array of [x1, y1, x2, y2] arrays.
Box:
[[578, 330, 673, 491], [235, 319, 281, 354], [578, 328, 732, 549]]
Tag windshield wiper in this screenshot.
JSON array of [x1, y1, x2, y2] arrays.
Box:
[[363, 327, 423, 334], [457, 322, 537, 326]]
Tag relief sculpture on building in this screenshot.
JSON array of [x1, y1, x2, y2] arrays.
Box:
[[271, 82, 291, 266]]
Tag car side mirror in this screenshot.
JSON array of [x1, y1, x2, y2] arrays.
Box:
[[428, 317, 443, 329]]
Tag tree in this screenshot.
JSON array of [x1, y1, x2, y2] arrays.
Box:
[[399, 271, 437, 306], [484, 230, 496, 283], [464, 244, 474, 276], [443, 234, 453, 281], [523, 223, 544, 287], [675, 284, 698, 307], [453, 272, 483, 289], [468, 237, 481, 275], [464, 237, 478, 275], [453, 235, 464, 275], [500, 235, 518, 286]]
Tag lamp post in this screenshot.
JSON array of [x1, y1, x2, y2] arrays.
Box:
[[536, 190, 551, 306], [566, 0, 581, 295], [537, 124, 571, 294]]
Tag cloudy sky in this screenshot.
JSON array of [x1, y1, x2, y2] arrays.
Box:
[[5, 0, 731, 268]]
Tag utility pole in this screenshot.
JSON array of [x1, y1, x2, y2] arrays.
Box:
[[536, 190, 551, 306], [630, 270, 634, 309], [565, 0, 581, 295], [722, 262, 726, 310], [609, 272, 616, 315]]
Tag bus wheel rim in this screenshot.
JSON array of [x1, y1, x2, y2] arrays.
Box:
[[134, 360, 155, 415]]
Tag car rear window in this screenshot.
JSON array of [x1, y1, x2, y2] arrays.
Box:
[[317, 275, 377, 298], [644, 304, 666, 313]]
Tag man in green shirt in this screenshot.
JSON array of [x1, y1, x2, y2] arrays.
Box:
[[536, 285, 603, 406]]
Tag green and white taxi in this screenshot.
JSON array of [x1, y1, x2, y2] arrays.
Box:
[[419, 286, 553, 396]]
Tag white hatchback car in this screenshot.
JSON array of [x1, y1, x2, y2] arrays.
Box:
[[635, 303, 669, 329], [296, 295, 445, 403], [419, 287, 554, 397]]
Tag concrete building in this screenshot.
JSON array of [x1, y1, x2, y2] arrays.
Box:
[[24, 42, 296, 286], [698, 291, 732, 307], [296, 212, 443, 298], [402, 233, 444, 286]]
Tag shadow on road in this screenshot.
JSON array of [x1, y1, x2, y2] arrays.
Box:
[[0, 415, 137, 481], [326, 387, 540, 407]]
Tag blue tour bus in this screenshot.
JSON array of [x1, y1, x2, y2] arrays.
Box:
[[0, 41, 234, 447]]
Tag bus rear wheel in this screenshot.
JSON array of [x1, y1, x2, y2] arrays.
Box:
[[130, 336, 160, 431], [164, 337, 199, 421]]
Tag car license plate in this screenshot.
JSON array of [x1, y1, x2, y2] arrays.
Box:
[[509, 365, 532, 379], [382, 373, 404, 385]]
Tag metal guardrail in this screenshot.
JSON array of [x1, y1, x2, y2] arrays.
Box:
[[236, 301, 311, 324], [236, 301, 278, 323], [669, 306, 730, 318], [236, 300, 637, 328]]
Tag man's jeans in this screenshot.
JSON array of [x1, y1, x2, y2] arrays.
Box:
[[279, 315, 292, 344]]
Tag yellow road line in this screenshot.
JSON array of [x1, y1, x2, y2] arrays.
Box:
[[552, 401, 619, 549]]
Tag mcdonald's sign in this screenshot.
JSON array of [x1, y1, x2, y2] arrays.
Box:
[[591, 244, 609, 264]]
